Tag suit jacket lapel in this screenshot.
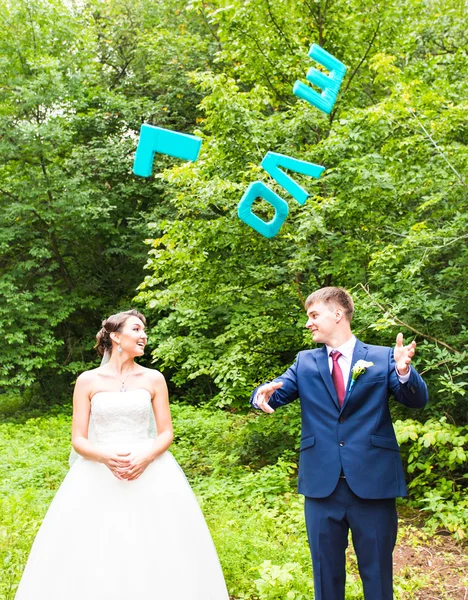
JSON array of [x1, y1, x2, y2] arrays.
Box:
[[342, 338, 368, 410], [316, 345, 340, 411]]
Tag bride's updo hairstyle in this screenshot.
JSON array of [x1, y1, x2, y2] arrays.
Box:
[[94, 309, 147, 357]]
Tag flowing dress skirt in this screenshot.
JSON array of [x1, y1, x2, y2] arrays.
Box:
[[15, 445, 229, 600]]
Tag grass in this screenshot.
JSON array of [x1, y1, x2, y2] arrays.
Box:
[[1, 401, 466, 599]]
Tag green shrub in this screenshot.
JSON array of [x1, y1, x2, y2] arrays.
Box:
[[395, 417, 468, 539], [2, 405, 466, 599]]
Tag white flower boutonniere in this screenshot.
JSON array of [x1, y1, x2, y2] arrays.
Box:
[[349, 360, 374, 391]]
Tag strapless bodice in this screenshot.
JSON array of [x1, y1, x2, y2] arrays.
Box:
[[90, 389, 154, 446]]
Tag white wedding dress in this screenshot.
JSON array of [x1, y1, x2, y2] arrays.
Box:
[[15, 389, 229, 600]]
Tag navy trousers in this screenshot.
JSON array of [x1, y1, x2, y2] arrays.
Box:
[[304, 478, 398, 600]]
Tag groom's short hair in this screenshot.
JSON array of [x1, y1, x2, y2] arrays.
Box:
[[305, 287, 354, 321]]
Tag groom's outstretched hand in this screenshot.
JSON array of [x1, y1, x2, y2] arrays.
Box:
[[394, 333, 416, 376], [256, 381, 283, 414]]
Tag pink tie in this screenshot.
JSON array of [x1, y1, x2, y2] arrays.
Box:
[[331, 351, 345, 408]]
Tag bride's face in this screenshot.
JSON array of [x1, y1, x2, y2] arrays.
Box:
[[118, 316, 147, 357]]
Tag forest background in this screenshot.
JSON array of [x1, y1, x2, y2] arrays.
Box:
[[0, 0, 467, 598]]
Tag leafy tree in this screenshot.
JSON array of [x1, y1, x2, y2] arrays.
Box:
[[0, 0, 466, 423], [0, 0, 214, 399], [136, 0, 468, 421]]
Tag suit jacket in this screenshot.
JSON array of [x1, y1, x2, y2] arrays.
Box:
[[250, 339, 428, 499]]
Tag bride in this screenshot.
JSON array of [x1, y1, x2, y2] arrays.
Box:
[[15, 309, 230, 600]]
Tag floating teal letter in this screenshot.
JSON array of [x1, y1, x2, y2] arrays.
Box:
[[261, 152, 325, 205], [133, 124, 202, 177], [293, 44, 347, 114], [238, 182, 289, 238]]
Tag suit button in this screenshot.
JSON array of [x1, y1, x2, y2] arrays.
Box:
[[339, 417, 345, 423], [339, 441, 345, 447]]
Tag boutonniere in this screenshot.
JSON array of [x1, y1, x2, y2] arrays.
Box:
[[349, 360, 374, 391]]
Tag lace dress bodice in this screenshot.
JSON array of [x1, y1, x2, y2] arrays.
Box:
[[90, 389, 154, 447]]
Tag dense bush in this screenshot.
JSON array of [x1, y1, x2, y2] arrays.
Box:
[[395, 417, 468, 539]]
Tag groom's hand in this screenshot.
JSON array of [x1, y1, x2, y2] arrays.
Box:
[[256, 381, 283, 414], [394, 333, 416, 376]]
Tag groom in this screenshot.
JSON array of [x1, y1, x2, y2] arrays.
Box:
[[251, 287, 428, 600]]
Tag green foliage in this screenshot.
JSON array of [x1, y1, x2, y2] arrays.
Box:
[[0, 410, 70, 598], [0, 0, 214, 398], [1, 405, 465, 599], [1, 0, 466, 422], [1, 0, 467, 594], [395, 417, 468, 539], [133, 0, 468, 421], [254, 561, 308, 600]]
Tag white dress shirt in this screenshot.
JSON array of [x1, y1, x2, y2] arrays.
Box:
[[253, 335, 411, 407], [326, 335, 357, 389], [326, 334, 411, 387]]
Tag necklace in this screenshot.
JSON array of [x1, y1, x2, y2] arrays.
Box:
[[114, 369, 135, 392]]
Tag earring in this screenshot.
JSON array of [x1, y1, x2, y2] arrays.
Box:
[[118, 343, 122, 354]]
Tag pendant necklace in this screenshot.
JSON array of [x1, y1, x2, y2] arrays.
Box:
[[116, 369, 134, 392]]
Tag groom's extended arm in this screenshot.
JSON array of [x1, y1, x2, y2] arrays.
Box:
[[250, 355, 300, 412], [388, 350, 429, 409]]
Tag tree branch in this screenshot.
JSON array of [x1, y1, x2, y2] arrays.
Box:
[[38, 155, 75, 291], [0, 187, 21, 202], [231, 24, 295, 88], [330, 19, 381, 125], [294, 272, 306, 308], [199, 2, 222, 47], [359, 283, 461, 354], [264, 0, 296, 56]]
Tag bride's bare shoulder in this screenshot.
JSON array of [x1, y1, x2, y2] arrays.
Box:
[[75, 367, 104, 387]]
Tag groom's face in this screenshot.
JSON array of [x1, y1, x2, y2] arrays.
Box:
[[305, 301, 341, 345]]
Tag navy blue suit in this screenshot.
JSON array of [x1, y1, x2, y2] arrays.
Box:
[[251, 339, 428, 600]]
